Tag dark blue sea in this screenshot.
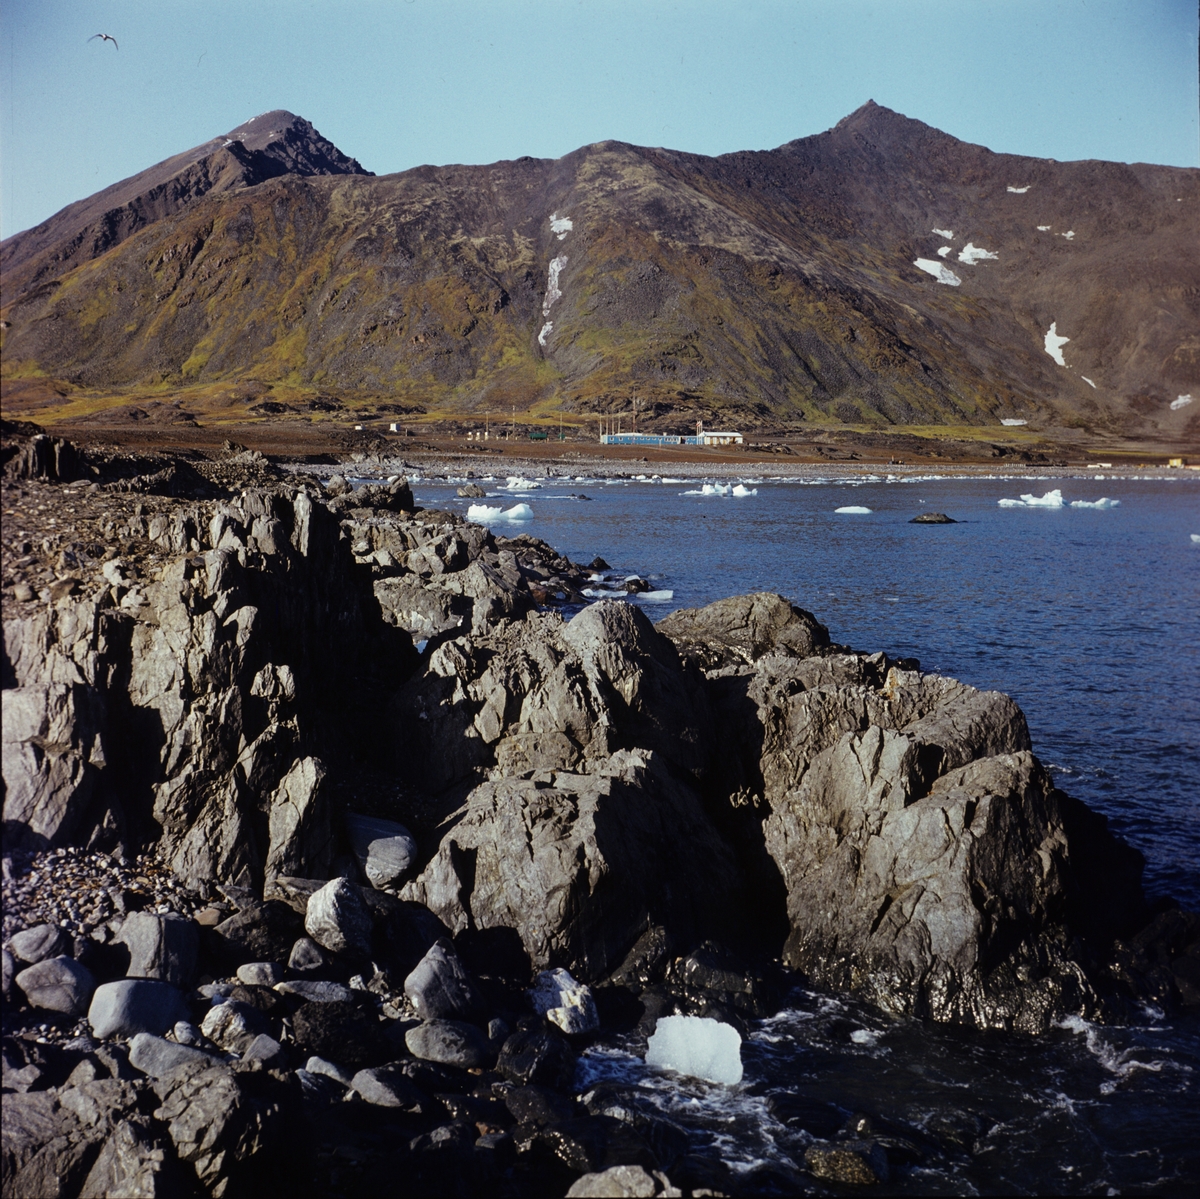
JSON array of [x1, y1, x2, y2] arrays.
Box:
[[404, 466, 1199, 1195]]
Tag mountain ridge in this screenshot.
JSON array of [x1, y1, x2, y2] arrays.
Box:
[[2, 103, 1196, 449]]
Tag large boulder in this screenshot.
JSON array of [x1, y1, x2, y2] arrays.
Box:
[[15, 956, 96, 1017], [403, 939, 486, 1022], [116, 912, 198, 988]]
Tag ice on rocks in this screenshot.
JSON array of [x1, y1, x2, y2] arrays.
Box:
[[645, 1014, 743, 1085], [937, 246, 952, 257], [550, 212, 573, 239], [1081, 377, 1097, 388], [529, 967, 600, 1035], [914, 258, 961, 286]]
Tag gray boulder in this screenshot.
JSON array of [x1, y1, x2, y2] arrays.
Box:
[[116, 911, 199, 987], [305, 1056, 354, 1085], [305, 877, 374, 957], [9, 923, 71, 964], [403, 939, 486, 1022], [15, 955, 96, 1017], [346, 812, 418, 889], [567, 1165, 669, 1197], [200, 998, 270, 1052], [274, 979, 355, 1003], [2, 947, 14, 1001], [88, 980, 188, 1039], [404, 1019, 493, 1069], [265, 756, 331, 884], [128, 1032, 219, 1077], [236, 961, 285, 987], [287, 935, 331, 975], [242, 1034, 288, 1069], [351, 1064, 430, 1110]]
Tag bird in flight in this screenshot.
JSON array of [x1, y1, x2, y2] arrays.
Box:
[[88, 33, 118, 49]]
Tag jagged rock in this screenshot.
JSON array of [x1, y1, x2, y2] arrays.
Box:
[[15, 956, 96, 1017], [400, 751, 750, 980], [404, 939, 486, 1023], [211, 900, 303, 966], [305, 1056, 354, 1086], [9, 923, 72, 964], [656, 592, 830, 670], [242, 1034, 287, 1069], [275, 979, 355, 1003], [305, 877, 374, 957], [497, 1027, 576, 1090], [127, 1032, 219, 1078], [530, 968, 601, 1035], [287, 936, 332, 975], [78, 1114, 175, 1198], [346, 812, 418, 889], [116, 911, 198, 988], [457, 483, 487, 498], [567, 1164, 670, 1197], [405, 1019, 494, 1069], [265, 756, 331, 884], [505, 1084, 576, 1127], [201, 998, 271, 1052], [88, 980, 188, 1040], [236, 961, 285, 987], [909, 512, 957, 523]]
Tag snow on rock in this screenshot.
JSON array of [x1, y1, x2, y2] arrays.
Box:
[[1037, 225, 1051, 231], [932, 228, 954, 239], [914, 258, 962, 286], [998, 489, 1065, 508], [1007, 185, 1031, 193], [529, 968, 599, 1035], [1171, 395, 1194, 410], [467, 503, 534, 524], [835, 505, 872, 514], [958, 243, 999, 265], [1081, 377, 1097, 389], [937, 246, 952, 258], [1044, 322, 1070, 366], [543, 255, 568, 317], [538, 321, 554, 346], [645, 1015, 743, 1086], [1061, 231, 1075, 240], [1000, 418, 1028, 426], [1070, 498, 1120, 509], [549, 212, 573, 240]]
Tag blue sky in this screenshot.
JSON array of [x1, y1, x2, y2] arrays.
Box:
[[1, 0, 1196, 237]]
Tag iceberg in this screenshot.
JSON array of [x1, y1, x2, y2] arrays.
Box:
[[682, 483, 732, 497], [466, 503, 534, 524], [506, 476, 541, 491], [732, 484, 758, 497], [645, 1015, 743, 1086], [997, 489, 1065, 508], [635, 589, 675, 602], [1070, 498, 1120, 509], [835, 505, 872, 514]]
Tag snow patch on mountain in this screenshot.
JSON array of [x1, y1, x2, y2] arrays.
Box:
[[958, 243, 999, 265], [1007, 185, 1030, 193], [914, 258, 961, 286], [1044, 322, 1070, 366]]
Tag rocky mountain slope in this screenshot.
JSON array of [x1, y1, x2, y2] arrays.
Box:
[[1, 103, 1197, 448]]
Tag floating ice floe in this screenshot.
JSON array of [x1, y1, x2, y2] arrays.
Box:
[[932, 228, 954, 239], [549, 212, 573, 240], [466, 503, 534, 523], [1082, 377, 1097, 389], [958, 243, 999, 265], [914, 258, 961, 286], [937, 246, 952, 258], [1044, 322, 1070, 366], [1037, 225, 1051, 231], [997, 489, 1064, 508], [645, 1015, 743, 1086], [505, 476, 541, 491], [1191, 534, 1200, 544], [1000, 418, 1028, 426], [732, 484, 758, 497], [1171, 395, 1194, 410], [682, 483, 732, 497], [835, 505, 873, 514], [1070, 498, 1120, 509], [1007, 185, 1030, 194]]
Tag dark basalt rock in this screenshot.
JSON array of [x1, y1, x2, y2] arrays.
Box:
[[497, 1028, 577, 1091]]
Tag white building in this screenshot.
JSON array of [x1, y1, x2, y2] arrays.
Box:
[[700, 430, 744, 446]]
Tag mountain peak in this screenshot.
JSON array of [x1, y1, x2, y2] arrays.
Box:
[[219, 110, 372, 177]]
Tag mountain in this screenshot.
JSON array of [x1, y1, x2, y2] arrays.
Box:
[[2, 102, 1196, 448]]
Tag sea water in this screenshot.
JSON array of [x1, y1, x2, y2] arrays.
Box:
[[410, 469, 1200, 1193]]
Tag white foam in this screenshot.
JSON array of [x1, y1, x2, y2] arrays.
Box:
[[1044, 322, 1070, 366], [646, 1015, 743, 1086], [549, 212, 573, 240], [466, 502, 534, 523], [1000, 418, 1028, 426], [1081, 377, 1097, 389], [505, 476, 541, 491], [932, 228, 954, 239], [958, 243, 999, 264], [936, 246, 952, 258], [914, 258, 961, 286], [1037, 225, 1051, 231], [538, 321, 554, 346], [997, 489, 1065, 508], [835, 505, 872, 514], [732, 484, 758, 497], [1007, 185, 1030, 193], [1056, 1015, 1166, 1092], [1170, 394, 1193, 410], [1070, 498, 1120, 509], [542, 255, 568, 316]]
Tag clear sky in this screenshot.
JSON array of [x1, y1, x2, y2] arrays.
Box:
[[1, 0, 1196, 238]]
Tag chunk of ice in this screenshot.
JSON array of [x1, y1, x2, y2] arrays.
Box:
[[1044, 322, 1070, 366], [636, 589, 675, 602], [732, 484, 758, 497], [506, 476, 541, 490], [542, 255, 568, 316], [467, 503, 534, 523], [997, 489, 1064, 508], [914, 258, 961, 286], [682, 483, 732, 497], [1070, 498, 1120, 509], [835, 505, 872, 514], [645, 1015, 743, 1086], [958, 243, 999, 264], [1171, 394, 1193, 410]]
